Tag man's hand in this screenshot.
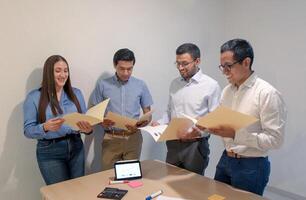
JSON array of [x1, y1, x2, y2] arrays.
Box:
[[43, 118, 65, 132], [177, 126, 201, 140], [136, 120, 148, 128], [125, 124, 137, 132], [208, 125, 235, 139], [76, 121, 93, 135], [100, 119, 115, 128], [150, 121, 160, 127]]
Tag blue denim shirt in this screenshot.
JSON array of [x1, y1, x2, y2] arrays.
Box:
[[90, 75, 153, 120], [23, 88, 87, 140]]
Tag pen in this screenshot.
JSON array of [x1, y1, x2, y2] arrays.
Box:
[[145, 190, 163, 200], [109, 180, 129, 185]]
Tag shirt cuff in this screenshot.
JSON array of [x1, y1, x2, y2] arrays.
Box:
[[39, 124, 48, 138], [233, 128, 248, 144]]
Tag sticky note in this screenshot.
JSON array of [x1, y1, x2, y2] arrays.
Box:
[[128, 180, 143, 188], [208, 194, 225, 200]]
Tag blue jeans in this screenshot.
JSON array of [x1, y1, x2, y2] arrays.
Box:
[[214, 150, 270, 195], [36, 134, 84, 185]]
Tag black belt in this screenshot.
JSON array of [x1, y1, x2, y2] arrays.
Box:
[[179, 135, 210, 143], [39, 134, 80, 143], [179, 137, 202, 142]]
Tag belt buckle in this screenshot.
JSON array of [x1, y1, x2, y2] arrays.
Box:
[[228, 151, 241, 158]]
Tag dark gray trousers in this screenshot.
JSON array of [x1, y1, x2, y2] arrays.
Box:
[[166, 136, 210, 175]]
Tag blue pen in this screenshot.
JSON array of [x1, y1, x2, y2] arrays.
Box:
[[145, 190, 163, 200]]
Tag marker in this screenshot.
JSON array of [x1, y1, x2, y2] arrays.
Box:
[[145, 190, 163, 200], [109, 180, 129, 185]]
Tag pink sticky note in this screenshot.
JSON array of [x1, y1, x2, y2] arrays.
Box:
[[128, 180, 143, 188]]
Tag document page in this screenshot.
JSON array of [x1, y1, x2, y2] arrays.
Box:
[[140, 106, 258, 142], [157, 196, 187, 200], [63, 98, 110, 130], [196, 106, 258, 131], [138, 125, 168, 141], [139, 118, 194, 142]]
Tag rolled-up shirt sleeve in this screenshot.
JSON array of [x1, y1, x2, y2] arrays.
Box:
[[140, 81, 153, 108], [90, 82, 104, 107], [208, 83, 221, 112], [157, 96, 171, 125]]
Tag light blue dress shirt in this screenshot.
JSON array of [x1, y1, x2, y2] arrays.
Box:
[[23, 88, 87, 139], [90, 74, 153, 120]]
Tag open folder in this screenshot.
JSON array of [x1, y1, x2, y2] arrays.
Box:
[[139, 118, 194, 142], [63, 99, 110, 130], [139, 106, 258, 142], [105, 110, 153, 130]]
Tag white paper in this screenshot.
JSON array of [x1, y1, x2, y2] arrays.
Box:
[[139, 125, 168, 142], [157, 196, 188, 200]]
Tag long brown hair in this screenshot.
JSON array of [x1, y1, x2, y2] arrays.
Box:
[[38, 55, 82, 123]]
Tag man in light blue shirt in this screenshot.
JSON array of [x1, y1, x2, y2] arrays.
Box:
[[91, 48, 153, 170], [153, 43, 221, 175]]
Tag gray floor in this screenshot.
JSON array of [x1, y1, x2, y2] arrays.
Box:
[[264, 190, 292, 200], [263, 187, 306, 200]]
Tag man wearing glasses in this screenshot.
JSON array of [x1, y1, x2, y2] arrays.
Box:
[[152, 43, 221, 175], [198, 39, 286, 195]]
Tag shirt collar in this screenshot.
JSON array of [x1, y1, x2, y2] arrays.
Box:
[[181, 68, 203, 83], [113, 73, 129, 85], [231, 71, 257, 89]]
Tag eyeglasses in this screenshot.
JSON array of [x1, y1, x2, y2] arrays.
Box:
[[175, 60, 196, 68], [218, 60, 241, 72]]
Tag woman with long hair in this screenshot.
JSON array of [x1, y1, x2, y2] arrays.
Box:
[[23, 55, 92, 185]]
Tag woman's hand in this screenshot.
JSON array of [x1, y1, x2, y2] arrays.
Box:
[[43, 118, 65, 132], [76, 121, 93, 135]]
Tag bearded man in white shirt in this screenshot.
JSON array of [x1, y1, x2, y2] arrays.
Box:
[[152, 43, 221, 175], [197, 39, 286, 195]]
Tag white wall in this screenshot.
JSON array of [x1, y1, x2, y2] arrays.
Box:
[[223, 1, 306, 197], [1, 0, 305, 199], [0, 1, 224, 199]]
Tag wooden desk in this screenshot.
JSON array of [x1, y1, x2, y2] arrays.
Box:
[[41, 160, 266, 200]]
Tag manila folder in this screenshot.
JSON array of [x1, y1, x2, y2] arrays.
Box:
[[196, 106, 258, 131], [63, 98, 110, 130]]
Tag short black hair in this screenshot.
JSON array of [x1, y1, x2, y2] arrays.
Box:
[[221, 39, 254, 68], [176, 43, 201, 59], [113, 48, 136, 66]]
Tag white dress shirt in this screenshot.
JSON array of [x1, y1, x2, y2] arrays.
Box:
[[158, 69, 221, 126], [221, 73, 287, 157]]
